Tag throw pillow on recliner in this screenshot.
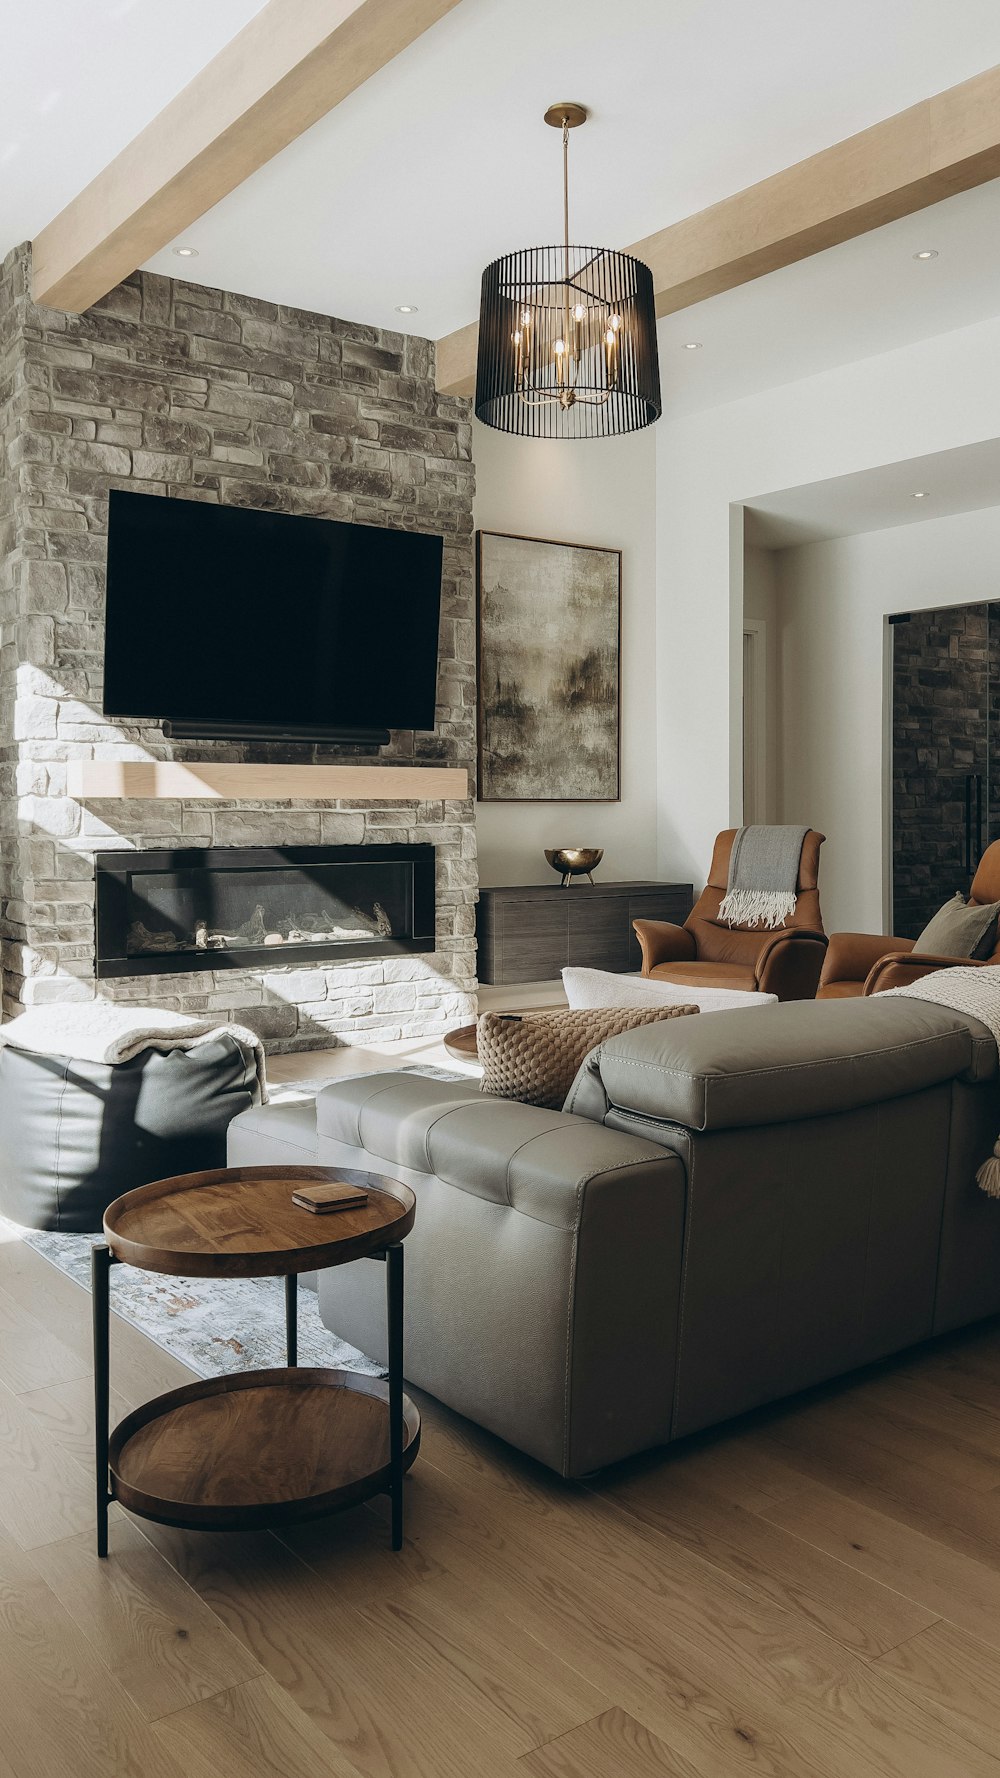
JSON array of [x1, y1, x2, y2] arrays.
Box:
[[478, 1004, 697, 1111], [913, 892, 1000, 961]]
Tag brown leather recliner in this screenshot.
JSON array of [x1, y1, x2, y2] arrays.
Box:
[[818, 840, 1000, 998], [633, 828, 828, 1002]]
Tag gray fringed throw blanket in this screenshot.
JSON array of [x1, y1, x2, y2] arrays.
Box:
[[884, 965, 1000, 1196], [718, 825, 808, 929]]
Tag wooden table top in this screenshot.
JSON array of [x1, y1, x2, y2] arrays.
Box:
[[109, 1368, 421, 1531], [103, 1164, 415, 1279]]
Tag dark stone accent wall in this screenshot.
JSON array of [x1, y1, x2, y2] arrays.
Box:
[[891, 602, 991, 938], [0, 242, 477, 1045]]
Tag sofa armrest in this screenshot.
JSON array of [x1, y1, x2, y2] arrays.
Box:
[[316, 1071, 674, 1226], [821, 931, 914, 987], [633, 919, 696, 974], [865, 952, 987, 995], [313, 1070, 686, 1476], [754, 929, 828, 1001]]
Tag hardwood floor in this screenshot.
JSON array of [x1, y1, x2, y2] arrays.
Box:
[[5, 1222, 1000, 1777]]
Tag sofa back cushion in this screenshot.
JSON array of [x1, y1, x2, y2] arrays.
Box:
[[592, 997, 981, 1132]]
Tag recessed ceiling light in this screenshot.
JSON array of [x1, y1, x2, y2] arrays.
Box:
[[395, 304, 418, 314], [912, 491, 930, 499], [913, 249, 938, 261], [173, 246, 199, 258], [683, 341, 702, 351]]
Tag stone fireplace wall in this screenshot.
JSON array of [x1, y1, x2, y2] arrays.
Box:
[[0, 243, 477, 1046]]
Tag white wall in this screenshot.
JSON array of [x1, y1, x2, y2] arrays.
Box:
[[656, 312, 1000, 891], [470, 310, 1000, 914], [472, 420, 657, 887], [776, 505, 1000, 933], [742, 543, 780, 822]]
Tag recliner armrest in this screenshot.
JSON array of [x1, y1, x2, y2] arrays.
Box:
[[865, 952, 987, 995], [754, 928, 828, 1001], [821, 931, 914, 986], [633, 919, 696, 974]]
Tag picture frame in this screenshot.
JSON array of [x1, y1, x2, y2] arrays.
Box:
[[476, 530, 622, 803]]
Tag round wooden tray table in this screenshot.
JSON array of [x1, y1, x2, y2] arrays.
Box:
[[93, 1165, 417, 1555]]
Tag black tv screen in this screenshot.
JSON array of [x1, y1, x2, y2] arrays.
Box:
[[102, 490, 444, 738]]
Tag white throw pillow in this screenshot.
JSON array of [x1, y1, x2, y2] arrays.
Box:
[[562, 966, 777, 1013]]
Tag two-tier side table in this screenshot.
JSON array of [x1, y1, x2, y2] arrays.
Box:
[[93, 1164, 418, 1556]]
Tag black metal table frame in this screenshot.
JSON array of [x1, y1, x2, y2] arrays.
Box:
[[92, 1239, 406, 1558]]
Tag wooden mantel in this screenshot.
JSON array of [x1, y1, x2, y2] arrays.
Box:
[[66, 762, 468, 801]]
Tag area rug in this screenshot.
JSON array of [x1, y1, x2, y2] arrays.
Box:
[[5, 1066, 464, 1384]]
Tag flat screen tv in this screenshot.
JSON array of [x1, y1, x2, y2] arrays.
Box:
[[102, 490, 444, 743]]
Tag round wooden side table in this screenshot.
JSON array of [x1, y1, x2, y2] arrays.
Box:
[[443, 1022, 479, 1061], [93, 1164, 418, 1558]]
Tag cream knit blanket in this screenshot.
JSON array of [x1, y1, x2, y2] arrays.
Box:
[[884, 965, 1000, 1195], [0, 1003, 268, 1101]]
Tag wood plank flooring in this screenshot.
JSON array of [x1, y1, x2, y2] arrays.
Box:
[[5, 1228, 1000, 1777]]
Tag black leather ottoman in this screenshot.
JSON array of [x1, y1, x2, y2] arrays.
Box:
[[0, 1034, 261, 1232]]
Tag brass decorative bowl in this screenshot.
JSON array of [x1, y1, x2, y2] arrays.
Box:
[[544, 847, 604, 887]]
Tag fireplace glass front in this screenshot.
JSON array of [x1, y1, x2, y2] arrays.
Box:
[[94, 845, 435, 977]]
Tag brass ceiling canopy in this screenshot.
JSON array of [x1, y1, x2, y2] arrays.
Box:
[[542, 102, 588, 130]]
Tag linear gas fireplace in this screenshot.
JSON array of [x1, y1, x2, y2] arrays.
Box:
[[94, 845, 436, 978]]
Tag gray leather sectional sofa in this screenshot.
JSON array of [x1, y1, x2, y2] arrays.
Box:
[[228, 997, 1000, 1476]]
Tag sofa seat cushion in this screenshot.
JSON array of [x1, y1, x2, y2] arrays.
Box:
[[316, 1072, 671, 1224], [816, 980, 864, 1000], [594, 997, 983, 1133], [648, 960, 759, 991], [227, 1094, 321, 1167]]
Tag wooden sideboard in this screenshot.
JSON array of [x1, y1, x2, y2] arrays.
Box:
[[476, 881, 694, 985]]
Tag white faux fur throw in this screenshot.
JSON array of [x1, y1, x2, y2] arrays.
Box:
[[0, 1003, 268, 1101], [884, 965, 1000, 1195], [563, 966, 777, 1013]]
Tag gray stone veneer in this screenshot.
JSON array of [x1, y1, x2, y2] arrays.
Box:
[[0, 243, 477, 1046]]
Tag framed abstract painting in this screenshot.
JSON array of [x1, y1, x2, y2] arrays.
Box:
[[476, 530, 621, 802]]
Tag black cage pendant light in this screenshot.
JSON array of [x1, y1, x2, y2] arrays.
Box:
[[475, 103, 661, 439]]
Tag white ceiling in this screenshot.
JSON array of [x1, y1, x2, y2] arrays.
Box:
[[657, 176, 1000, 417], [744, 439, 1000, 548], [136, 0, 1000, 339], [0, 0, 266, 248], [4, 0, 1000, 423]]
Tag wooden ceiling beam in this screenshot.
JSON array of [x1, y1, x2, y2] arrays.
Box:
[[435, 62, 1000, 398], [32, 0, 461, 313]]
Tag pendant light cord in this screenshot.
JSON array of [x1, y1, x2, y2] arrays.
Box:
[[562, 117, 570, 269], [562, 117, 571, 380]]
